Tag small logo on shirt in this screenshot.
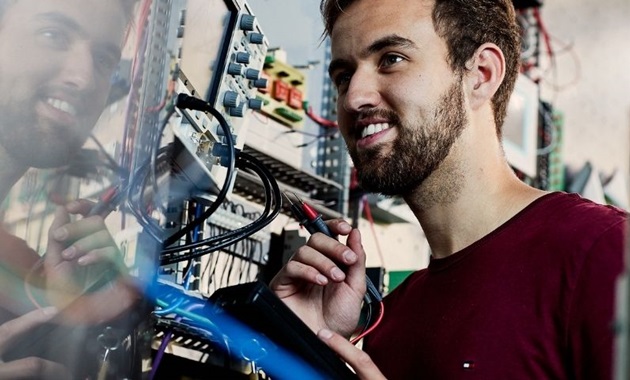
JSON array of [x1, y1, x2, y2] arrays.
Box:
[[463, 361, 476, 371]]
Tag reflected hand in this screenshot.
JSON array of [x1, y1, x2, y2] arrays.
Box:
[[0, 308, 72, 379], [43, 201, 139, 324]]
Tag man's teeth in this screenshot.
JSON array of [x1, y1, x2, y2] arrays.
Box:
[[46, 98, 77, 116], [361, 123, 390, 139]]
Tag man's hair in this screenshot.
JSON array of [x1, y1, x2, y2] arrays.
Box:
[[320, 0, 521, 138]]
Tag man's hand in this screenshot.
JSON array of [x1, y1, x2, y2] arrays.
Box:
[[43, 201, 139, 324], [317, 328, 386, 380], [0, 308, 72, 379], [269, 219, 366, 338]]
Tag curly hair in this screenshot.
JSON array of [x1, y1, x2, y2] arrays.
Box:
[[320, 0, 521, 138]]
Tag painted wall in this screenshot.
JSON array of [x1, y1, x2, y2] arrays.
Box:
[[538, 0, 630, 190]]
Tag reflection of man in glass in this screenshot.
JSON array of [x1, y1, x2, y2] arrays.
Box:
[[0, 0, 139, 377]]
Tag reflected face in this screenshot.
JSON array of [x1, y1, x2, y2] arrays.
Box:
[[329, 0, 468, 196], [0, 0, 127, 168]]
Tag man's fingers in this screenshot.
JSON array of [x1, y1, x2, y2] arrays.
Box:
[[0, 357, 71, 380], [344, 229, 368, 293], [317, 329, 386, 380], [0, 308, 58, 352], [46, 207, 71, 262], [65, 199, 96, 216], [270, 260, 329, 293], [50, 216, 106, 246], [291, 244, 351, 283], [326, 219, 353, 236], [58, 229, 117, 263]]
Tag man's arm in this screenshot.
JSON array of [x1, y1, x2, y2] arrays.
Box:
[[0, 308, 72, 379], [567, 219, 625, 380]]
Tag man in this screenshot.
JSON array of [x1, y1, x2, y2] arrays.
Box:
[[270, 0, 627, 379], [0, 0, 139, 378]]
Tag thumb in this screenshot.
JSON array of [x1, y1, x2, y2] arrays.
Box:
[[344, 228, 367, 294]]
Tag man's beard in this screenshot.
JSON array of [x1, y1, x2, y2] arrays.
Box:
[[350, 79, 467, 196], [0, 97, 93, 169]]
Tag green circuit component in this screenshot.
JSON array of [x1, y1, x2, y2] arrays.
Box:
[[274, 107, 303, 122]]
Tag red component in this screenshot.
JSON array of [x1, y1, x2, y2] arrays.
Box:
[[287, 87, 303, 109], [101, 185, 119, 202], [272, 80, 289, 102], [300, 201, 319, 221]]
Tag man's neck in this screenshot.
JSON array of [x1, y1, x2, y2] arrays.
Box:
[[403, 136, 547, 259], [0, 148, 28, 204]]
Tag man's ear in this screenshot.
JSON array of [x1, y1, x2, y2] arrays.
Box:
[[465, 43, 506, 111]]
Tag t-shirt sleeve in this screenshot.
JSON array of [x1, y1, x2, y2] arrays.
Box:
[[566, 218, 626, 380]]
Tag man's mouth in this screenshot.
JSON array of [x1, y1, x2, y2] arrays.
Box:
[[46, 97, 77, 116], [361, 122, 391, 139]]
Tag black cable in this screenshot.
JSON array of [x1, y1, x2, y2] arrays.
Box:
[[125, 144, 173, 241], [161, 94, 237, 248], [123, 103, 177, 241], [89, 134, 129, 178], [159, 151, 282, 265], [159, 156, 273, 257]]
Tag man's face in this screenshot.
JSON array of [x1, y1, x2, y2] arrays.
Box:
[[329, 0, 468, 196], [0, 0, 127, 168]]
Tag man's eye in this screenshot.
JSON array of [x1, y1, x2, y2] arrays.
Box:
[[94, 51, 120, 74], [381, 54, 404, 68], [333, 72, 352, 89], [38, 28, 70, 49]]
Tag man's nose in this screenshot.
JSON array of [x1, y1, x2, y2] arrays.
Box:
[[60, 44, 97, 92], [341, 69, 381, 113]]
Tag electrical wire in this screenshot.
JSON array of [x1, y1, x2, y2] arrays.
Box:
[[161, 95, 237, 248], [361, 195, 386, 268], [536, 104, 559, 156], [160, 155, 275, 258], [125, 144, 173, 241], [304, 104, 338, 129], [159, 151, 282, 265], [150, 203, 204, 380], [350, 301, 385, 345]]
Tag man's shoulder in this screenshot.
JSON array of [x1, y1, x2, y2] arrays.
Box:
[[528, 191, 626, 230], [521, 192, 626, 264]]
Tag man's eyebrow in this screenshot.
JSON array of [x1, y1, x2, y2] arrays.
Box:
[[36, 12, 122, 57], [328, 34, 417, 78], [37, 12, 85, 36], [364, 34, 417, 56]]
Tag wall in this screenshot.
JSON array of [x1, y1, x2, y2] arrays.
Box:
[[538, 0, 630, 185]]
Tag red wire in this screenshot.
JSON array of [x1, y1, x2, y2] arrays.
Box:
[[305, 106, 338, 129], [350, 301, 385, 344], [362, 196, 386, 267]]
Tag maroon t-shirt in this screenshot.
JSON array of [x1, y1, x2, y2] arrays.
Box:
[[364, 192, 627, 380]]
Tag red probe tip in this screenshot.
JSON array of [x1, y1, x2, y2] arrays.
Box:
[[300, 201, 319, 220]]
